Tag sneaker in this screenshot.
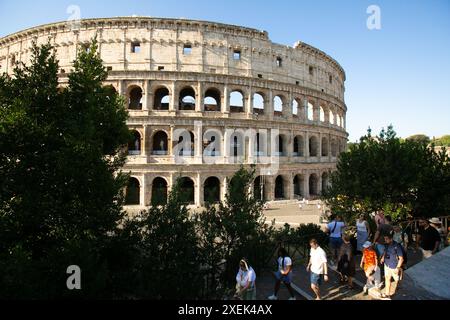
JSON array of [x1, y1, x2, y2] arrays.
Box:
[[267, 294, 278, 300], [288, 297, 296, 301], [363, 285, 368, 294]]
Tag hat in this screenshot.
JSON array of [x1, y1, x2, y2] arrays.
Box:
[[362, 241, 372, 248], [429, 218, 441, 225]]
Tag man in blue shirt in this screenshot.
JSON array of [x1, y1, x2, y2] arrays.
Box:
[[380, 233, 404, 299]]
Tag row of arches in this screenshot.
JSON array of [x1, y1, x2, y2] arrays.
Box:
[[124, 172, 331, 206], [120, 83, 346, 126], [128, 129, 346, 158]]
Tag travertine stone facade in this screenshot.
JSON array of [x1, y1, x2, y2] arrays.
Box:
[[0, 17, 348, 211]]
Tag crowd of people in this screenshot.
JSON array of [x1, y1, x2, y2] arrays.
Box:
[[233, 210, 448, 301]]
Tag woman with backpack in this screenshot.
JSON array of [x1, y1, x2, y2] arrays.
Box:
[[337, 235, 356, 289], [268, 247, 296, 300], [326, 214, 346, 264]]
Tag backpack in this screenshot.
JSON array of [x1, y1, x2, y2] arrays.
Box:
[[392, 242, 408, 267]]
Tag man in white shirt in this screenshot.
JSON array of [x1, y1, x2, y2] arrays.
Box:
[[307, 239, 329, 300], [268, 247, 296, 300]]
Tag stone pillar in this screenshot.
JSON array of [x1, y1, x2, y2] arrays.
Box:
[[318, 132, 322, 162], [142, 125, 148, 156], [267, 90, 274, 120], [285, 90, 293, 119], [169, 125, 174, 157], [246, 90, 253, 116], [289, 173, 295, 200], [221, 177, 227, 202], [194, 122, 203, 164], [196, 81, 204, 112], [304, 172, 310, 199], [305, 131, 310, 158], [140, 175, 146, 207], [317, 171, 323, 195], [287, 130, 294, 160], [248, 130, 255, 164], [223, 128, 230, 163], [266, 176, 274, 201], [196, 173, 203, 207], [170, 82, 178, 112], [223, 85, 230, 114], [118, 80, 125, 96], [143, 80, 150, 111]]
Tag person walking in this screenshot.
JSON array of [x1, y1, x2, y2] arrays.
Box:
[[380, 233, 404, 300], [360, 241, 380, 293], [373, 215, 393, 258], [429, 217, 448, 250], [325, 214, 346, 264], [356, 214, 371, 253], [307, 239, 329, 300], [374, 210, 386, 228], [268, 248, 296, 300], [417, 218, 441, 258], [337, 235, 356, 289], [234, 258, 256, 300]]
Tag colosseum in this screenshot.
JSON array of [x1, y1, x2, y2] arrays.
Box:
[[0, 17, 348, 211]]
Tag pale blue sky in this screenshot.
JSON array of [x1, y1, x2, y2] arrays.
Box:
[[1, 0, 449, 142]]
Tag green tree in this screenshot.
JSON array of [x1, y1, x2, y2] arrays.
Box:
[[0, 40, 131, 298], [323, 126, 450, 222], [406, 134, 430, 145], [434, 135, 450, 147], [195, 166, 275, 297]]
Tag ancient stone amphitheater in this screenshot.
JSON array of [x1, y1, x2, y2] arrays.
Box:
[[0, 17, 348, 210]]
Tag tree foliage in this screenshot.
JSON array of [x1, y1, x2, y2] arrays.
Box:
[[0, 40, 131, 298], [406, 134, 430, 145], [323, 126, 450, 222]]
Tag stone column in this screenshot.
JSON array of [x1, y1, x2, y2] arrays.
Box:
[[170, 82, 178, 112], [142, 125, 148, 156], [169, 125, 174, 157], [140, 175, 146, 207], [118, 80, 125, 96], [289, 173, 295, 200], [143, 80, 150, 111], [221, 176, 227, 202], [196, 81, 204, 112], [223, 128, 230, 164], [246, 90, 253, 117], [223, 85, 230, 114], [305, 131, 310, 158], [318, 132, 322, 162], [196, 173, 203, 207], [287, 130, 294, 160], [267, 90, 274, 121], [248, 130, 255, 164], [194, 122, 203, 164], [303, 172, 310, 199], [285, 90, 293, 119]]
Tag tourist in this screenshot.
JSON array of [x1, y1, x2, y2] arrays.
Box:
[[325, 214, 346, 264], [380, 233, 404, 299], [307, 239, 329, 300], [429, 218, 448, 250], [373, 215, 393, 258], [374, 210, 386, 228], [417, 218, 441, 258], [392, 225, 404, 246], [360, 241, 380, 293], [356, 214, 371, 253], [234, 258, 256, 300], [402, 216, 414, 250], [268, 247, 296, 300], [337, 235, 356, 289]]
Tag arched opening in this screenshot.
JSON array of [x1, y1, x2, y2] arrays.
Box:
[[125, 177, 140, 205], [307, 102, 314, 121], [275, 134, 286, 156], [204, 88, 221, 111], [309, 136, 318, 157], [320, 106, 325, 122], [128, 130, 141, 155], [179, 87, 196, 111], [152, 131, 168, 155], [255, 132, 266, 156], [321, 172, 330, 194], [154, 87, 170, 110], [128, 86, 143, 110], [293, 136, 304, 157], [203, 130, 221, 156], [230, 91, 244, 113], [331, 139, 338, 157], [329, 110, 335, 125], [178, 131, 195, 156], [273, 96, 283, 116], [254, 176, 267, 201], [230, 132, 244, 159], [151, 177, 168, 206], [292, 99, 298, 117], [293, 175, 304, 198], [309, 174, 319, 197], [253, 93, 264, 115], [179, 177, 195, 204], [204, 177, 221, 204], [321, 137, 329, 157], [274, 176, 285, 199]]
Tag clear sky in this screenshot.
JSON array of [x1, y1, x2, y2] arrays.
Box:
[[1, 0, 449, 142]]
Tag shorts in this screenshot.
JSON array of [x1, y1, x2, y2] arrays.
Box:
[[384, 266, 400, 282], [310, 272, 323, 286], [330, 237, 343, 250], [275, 271, 291, 284]]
